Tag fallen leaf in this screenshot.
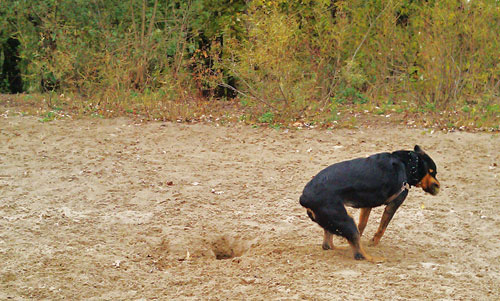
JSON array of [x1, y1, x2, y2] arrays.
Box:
[[211, 189, 224, 195]]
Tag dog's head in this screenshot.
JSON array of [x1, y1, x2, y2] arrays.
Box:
[[413, 145, 440, 195]]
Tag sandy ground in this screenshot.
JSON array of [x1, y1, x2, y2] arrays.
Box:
[[1, 113, 499, 300]]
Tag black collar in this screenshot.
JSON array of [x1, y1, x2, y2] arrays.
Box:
[[407, 151, 420, 186]]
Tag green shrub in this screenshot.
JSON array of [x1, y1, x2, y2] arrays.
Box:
[[0, 0, 498, 128]]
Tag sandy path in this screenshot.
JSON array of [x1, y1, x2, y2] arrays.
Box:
[[1, 115, 499, 300]]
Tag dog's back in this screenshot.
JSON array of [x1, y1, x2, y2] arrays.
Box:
[[300, 152, 405, 209]]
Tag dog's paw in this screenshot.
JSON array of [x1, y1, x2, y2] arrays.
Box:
[[322, 243, 333, 250], [354, 252, 365, 260], [357, 253, 385, 263], [369, 237, 380, 247]]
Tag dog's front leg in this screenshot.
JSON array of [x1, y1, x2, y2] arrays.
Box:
[[371, 191, 407, 246], [371, 205, 398, 246]]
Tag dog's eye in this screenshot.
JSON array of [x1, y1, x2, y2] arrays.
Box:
[[429, 169, 436, 176]]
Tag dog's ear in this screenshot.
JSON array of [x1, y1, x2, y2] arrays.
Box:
[[414, 145, 425, 154]]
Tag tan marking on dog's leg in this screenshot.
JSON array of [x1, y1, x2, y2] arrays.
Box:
[[370, 206, 397, 246], [306, 208, 316, 221], [358, 208, 372, 237], [348, 239, 385, 263], [322, 229, 334, 250]]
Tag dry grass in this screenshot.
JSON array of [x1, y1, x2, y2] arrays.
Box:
[[1, 93, 498, 132]]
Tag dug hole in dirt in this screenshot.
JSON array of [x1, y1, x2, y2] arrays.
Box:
[[1, 113, 499, 299]]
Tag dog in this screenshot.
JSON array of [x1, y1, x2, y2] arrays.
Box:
[[299, 145, 440, 262]]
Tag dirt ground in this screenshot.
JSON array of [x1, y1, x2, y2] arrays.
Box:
[[1, 112, 499, 300]]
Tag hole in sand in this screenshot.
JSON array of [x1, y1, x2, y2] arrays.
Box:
[[210, 235, 249, 260]]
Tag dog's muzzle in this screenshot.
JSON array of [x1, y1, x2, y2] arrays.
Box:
[[428, 182, 440, 195]]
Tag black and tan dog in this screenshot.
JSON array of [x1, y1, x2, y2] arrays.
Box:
[[299, 145, 440, 262]]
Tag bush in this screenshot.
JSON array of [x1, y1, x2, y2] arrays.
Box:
[[0, 0, 498, 127]]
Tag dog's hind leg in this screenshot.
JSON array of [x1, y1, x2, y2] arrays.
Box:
[[358, 208, 372, 237], [322, 230, 334, 250], [305, 208, 335, 250], [338, 214, 385, 263], [346, 240, 384, 263], [335, 206, 385, 262], [316, 203, 384, 263]]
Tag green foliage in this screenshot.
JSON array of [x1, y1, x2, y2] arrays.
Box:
[[258, 111, 274, 124], [0, 0, 498, 128], [333, 86, 368, 105], [39, 111, 56, 122]]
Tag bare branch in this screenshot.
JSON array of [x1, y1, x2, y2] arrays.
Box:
[[278, 81, 289, 107], [146, 0, 159, 40], [141, 0, 146, 46], [129, 0, 138, 42], [351, 0, 396, 62], [218, 83, 279, 111]]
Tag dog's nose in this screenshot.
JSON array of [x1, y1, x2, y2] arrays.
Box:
[[430, 182, 440, 195]]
